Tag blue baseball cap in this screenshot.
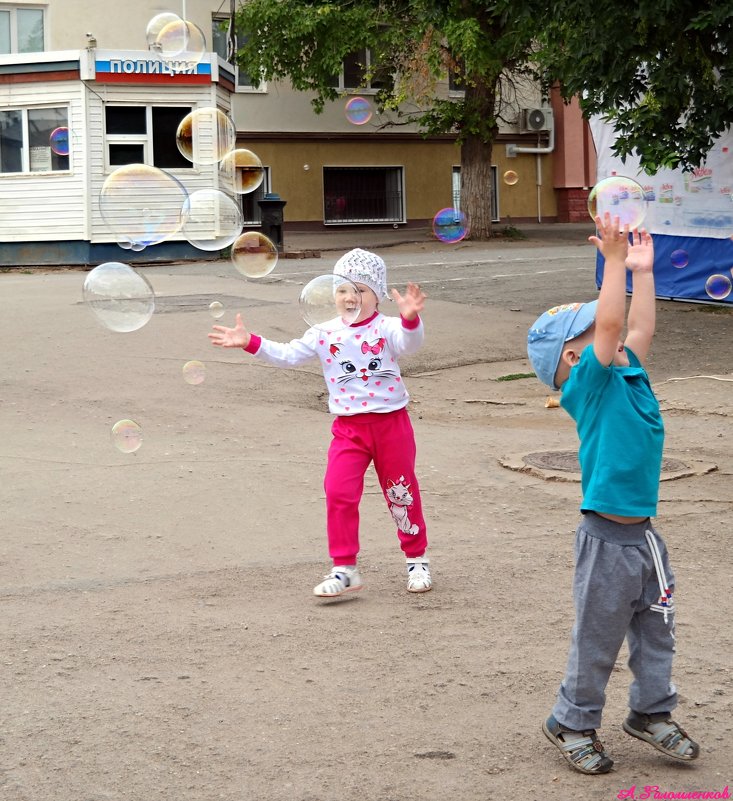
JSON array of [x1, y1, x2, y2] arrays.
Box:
[[527, 300, 598, 389]]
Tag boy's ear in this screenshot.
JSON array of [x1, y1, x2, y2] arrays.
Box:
[[560, 345, 582, 369]]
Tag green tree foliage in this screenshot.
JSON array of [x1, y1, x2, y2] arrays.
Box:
[[232, 0, 547, 239], [537, 1, 733, 173]]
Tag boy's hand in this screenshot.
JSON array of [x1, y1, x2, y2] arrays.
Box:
[[588, 213, 629, 263], [625, 227, 654, 273], [208, 312, 251, 348], [390, 282, 426, 321]]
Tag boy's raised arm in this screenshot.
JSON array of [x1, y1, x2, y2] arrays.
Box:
[[590, 213, 628, 368], [624, 229, 656, 364]]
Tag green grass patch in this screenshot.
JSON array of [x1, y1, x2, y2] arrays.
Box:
[[496, 372, 536, 381]]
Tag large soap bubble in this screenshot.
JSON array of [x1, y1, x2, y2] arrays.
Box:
[[588, 176, 647, 230], [432, 207, 469, 243], [218, 148, 265, 195], [99, 164, 188, 248], [83, 262, 155, 333], [231, 231, 278, 278], [111, 419, 143, 453], [145, 12, 181, 50], [299, 274, 362, 329], [181, 189, 243, 251], [155, 18, 207, 68], [176, 107, 236, 166]]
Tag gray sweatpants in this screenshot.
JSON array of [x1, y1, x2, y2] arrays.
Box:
[[552, 512, 678, 731]]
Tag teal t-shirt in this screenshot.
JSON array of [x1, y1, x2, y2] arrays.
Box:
[[560, 344, 664, 517]]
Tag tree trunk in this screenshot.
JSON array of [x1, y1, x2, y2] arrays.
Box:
[[460, 80, 499, 240]]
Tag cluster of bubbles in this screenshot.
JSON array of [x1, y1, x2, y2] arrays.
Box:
[[670, 250, 733, 300]]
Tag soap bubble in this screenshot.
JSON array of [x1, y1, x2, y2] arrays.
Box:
[[145, 12, 181, 49], [432, 207, 469, 243], [218, 148, 265, 195], [231, 231, 278, 278], [588, 176, 647, 230], [704, 274, 732, 301], [182, 360, 206, 385], [83, 262, 155, 333], [503, 170, 519, 186], [209, 301, 225, 318], [181, 189, 243, 251], [111, 419, 143, 453], [670, 249, 689, 269], [176, 107, 236, 166], [155, 18, 207, 68], [49, 126, 70, 156], [99, 164, 188, 248], [345, 96, 372, 125], [300, 274, 361, 329]]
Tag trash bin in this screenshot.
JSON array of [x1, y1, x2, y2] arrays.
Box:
[[257, 192, 287, 251]]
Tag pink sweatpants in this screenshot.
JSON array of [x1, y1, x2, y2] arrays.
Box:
[[323, 408, 428, 565]]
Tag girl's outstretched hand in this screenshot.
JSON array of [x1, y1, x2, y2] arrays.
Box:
[[390, 282, 426, 321], [208, 312, 251, 348]]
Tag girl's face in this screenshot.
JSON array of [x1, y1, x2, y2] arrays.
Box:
[[335, 282, 378, 323]]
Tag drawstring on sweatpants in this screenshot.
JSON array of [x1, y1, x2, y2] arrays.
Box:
[[645, 529, 674, 624]]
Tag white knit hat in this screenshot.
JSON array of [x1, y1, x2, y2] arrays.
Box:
[[333, 248, 388, 300]]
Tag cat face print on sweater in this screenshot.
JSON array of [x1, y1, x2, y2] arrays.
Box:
[[330, 338, 397, 386]]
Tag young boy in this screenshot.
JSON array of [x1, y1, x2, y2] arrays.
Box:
[[526, 213, 699, 774]]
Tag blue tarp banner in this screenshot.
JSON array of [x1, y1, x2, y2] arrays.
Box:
[[591, 119, 733, 304]]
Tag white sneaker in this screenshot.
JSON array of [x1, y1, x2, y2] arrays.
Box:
[[313, 566, 363, 597], [406, 557, 432, 593]]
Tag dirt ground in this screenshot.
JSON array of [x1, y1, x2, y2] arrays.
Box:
[[1, 240, 732, 801]]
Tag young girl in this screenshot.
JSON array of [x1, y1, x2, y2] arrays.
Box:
[[208, 248, 432, 598]]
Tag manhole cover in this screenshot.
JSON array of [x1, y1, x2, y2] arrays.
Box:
[[522, 451, 691, 474]]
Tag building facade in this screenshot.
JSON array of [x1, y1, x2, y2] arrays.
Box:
[[0, 0, 595, 264]]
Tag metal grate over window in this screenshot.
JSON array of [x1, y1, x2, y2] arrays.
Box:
[[323, 166, 404, 224]]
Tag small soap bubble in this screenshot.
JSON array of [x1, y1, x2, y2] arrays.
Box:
[[300, 275, 362, 329], [83, 262, 155, 333], [181, 189, 243, 251], [503, 170, 519, 186], [182, 360, 206, 385], [345, 96, 373, 125], [670, 249, 689, 269], [111, 419, 143, 453], [49, 126, 70, 156], [209, 301, 225, 319], [588, 176, 647, 230], [231, 231, 278, 278], [176, 108, 236, 166], [704, 274, 732, 301], [99, 164, 188, 248], [218, 148, 265, 195], [432, 207, 469, 243]]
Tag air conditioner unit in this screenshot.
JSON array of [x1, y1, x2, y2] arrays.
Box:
[[520, 107, 554, 134]]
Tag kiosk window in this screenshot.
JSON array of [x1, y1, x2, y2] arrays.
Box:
[[0, 106, 69, 174], [104, 105, 191, 170]]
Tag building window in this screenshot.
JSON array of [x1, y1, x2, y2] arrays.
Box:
[[323, 166, 404, 224], [104, 105, 191, 170], [328, 48, 392, 92], [211, 15, 263, 91], [452, 165, 499, 222], [0, 106, 69, 174], [0, 5, 44, 54], [240, 166, 271, 225]]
